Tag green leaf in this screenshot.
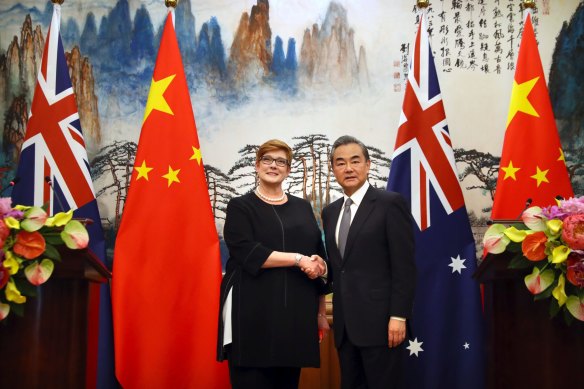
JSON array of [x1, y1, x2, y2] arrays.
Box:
[[42, 244, 61, 261], [563, 308, 575, 326], [506, 242, 523, 253], [549, 299, 561, 318], [9, 302, 24, 317], [43, 234, 65, 245], [508, 254, 532, 269], [12, 277, 37, 298]]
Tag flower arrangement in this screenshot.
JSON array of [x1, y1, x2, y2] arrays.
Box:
[[483, 196, 584, 322], [0, 198, 89, 321]]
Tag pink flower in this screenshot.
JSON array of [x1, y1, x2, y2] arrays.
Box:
[[521, 207, 546, 231], [0, 198, 12, 215], [560, 197, 584, 215], [543, 197, 584, 220], [566, 254, 584, 288], [482, 224, 510, 257], [24, 259, 54, 286], [561, 214, 584, 250]]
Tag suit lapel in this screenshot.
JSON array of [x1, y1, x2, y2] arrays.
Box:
[[344, 186, 377, 260]]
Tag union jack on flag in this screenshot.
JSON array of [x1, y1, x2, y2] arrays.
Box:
[[11, 4, 118, 388], [390, 14, 464, 231], [12, 6, 95, 214], [387, 12, 484, 389]]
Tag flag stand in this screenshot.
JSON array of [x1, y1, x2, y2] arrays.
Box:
[[474, 251, 584, 388], [0, 248, 110, 388]]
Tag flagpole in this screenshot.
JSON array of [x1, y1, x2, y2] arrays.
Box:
[[51, 0, 63, 25], [165, 0, 178, 7], [165, 0, 177, 25], [522, 0, 536, 10], [522, 0, 536, 20], [417, 0, 429, 24], [417, 0, 429, 21]]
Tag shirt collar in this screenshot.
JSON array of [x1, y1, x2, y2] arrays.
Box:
[[344, 181, 369, 207]]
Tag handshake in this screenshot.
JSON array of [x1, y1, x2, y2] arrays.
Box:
[[297, 254, 327, 280]]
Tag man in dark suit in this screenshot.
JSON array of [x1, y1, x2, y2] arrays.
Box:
[[322, 135, 416, 389]]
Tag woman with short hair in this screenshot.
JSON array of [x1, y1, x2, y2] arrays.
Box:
[[217, 139, 329, 389]]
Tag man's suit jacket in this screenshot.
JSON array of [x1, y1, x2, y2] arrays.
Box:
[[322, 185, 416, 347]]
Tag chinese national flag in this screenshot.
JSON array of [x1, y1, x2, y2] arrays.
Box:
[[491, 13, 573, 220], [112, 11, 229, 388]]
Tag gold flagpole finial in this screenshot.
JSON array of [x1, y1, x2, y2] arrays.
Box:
[[522, 0, 536, 10], [51, 0, 64, 4], [165, 0, 178, 8], [417, 0, 430, 8]]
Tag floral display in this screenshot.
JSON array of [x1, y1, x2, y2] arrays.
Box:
[[483, 196, 584, 322], [0, 198, 89, 321]]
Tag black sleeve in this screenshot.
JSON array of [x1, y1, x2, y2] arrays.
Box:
[[386, 193, 417, 318], [223, 197, 273, 276]]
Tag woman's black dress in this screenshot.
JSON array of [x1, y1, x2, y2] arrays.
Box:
[[217, 192, 327, 367]]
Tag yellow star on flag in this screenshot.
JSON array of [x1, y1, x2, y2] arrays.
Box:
[[530, 166, 550, 187], [190, 146, 202, 165], [501, 161, 521, 181], [506, 77, 539, 126], [143, 74, 176, 123], [135, 160, 153, 181], [162, 166, 181, 187], [557, 148, 565, 162]]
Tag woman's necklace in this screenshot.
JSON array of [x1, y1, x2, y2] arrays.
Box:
[[255, 187, 286, 202]]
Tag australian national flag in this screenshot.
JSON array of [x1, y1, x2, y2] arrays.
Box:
[[10, 3, 118, 389], [387, 12, 485, 388]]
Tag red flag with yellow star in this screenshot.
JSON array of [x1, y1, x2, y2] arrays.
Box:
[[112, 10, 229, 388], [491, 13, 573, 220]]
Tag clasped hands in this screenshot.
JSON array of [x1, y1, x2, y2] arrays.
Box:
[[298, 255, 326, 279]]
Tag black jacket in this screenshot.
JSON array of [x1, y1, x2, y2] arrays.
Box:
[[217, 193, 327, 367], [322, 186, 416, 347]]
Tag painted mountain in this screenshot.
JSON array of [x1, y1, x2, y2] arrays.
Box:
[[0, 0, 373, 222], [0, 13, 100, 164]]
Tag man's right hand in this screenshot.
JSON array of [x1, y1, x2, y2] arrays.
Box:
[[300, 255, 326, 279]]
